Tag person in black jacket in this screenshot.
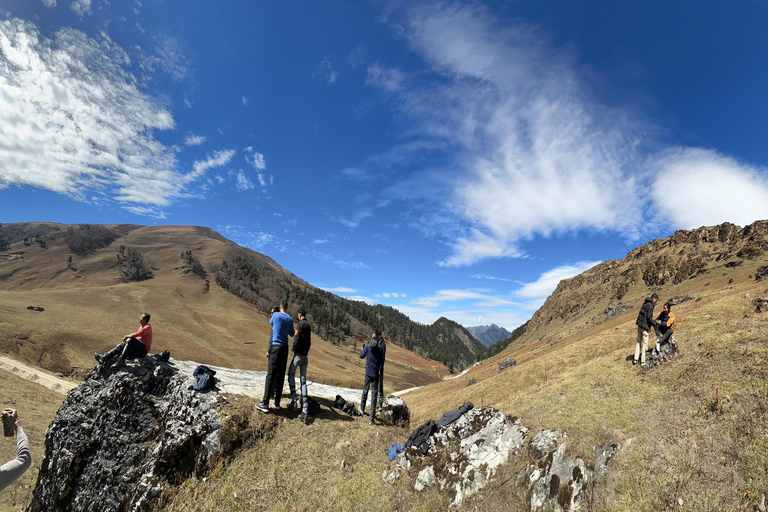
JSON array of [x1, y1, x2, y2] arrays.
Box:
[[377, 336, 386, 408], [634, 293, 658, 367], [287, 308, 311, 423], [359, 330, 385, 425]]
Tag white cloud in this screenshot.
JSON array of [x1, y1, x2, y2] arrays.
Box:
[[235, 170, 255, 191], [192, 149, 236, 176], [331, 208, 373, 228], [652, 148, 768, 229], [412, 289, 519, 309], [318, 59, 338, 84], [386, 4, 647, 266], [346, 296, 376, 304], [322, 287, 358, 293], [242, 96, 248, 106], [243, 147, 268, 186], [471, 273, 513, 282], [366, 62, 405, 92], [515, 261, 602, 299], [42, 0, 57, 7], [183, 95, 193, 108], [134, 32, 190, 81], [382, 292, 391, 298], [0, 19, 214, 216], [313, 239, 330, 245], [392, 292, 400, 298], [70, 0, 91, 16], [184, 133, 206, 146]]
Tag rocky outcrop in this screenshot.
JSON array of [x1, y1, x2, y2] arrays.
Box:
[[755, 297, 768, 313], [499, 358, 517, 372], [28, 358, 222, 512], [384, 407, 529, 507], [756, 265, 768, 282], [384, 406, 621, 510], [378, 396, 410, 427], [525, 221, 768, 337], [518, 431, 620, 511], [667, 294, 694, 306], [644, 335, 679, 372]]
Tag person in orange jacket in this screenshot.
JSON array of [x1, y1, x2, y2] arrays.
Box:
[[652, 302, 675, 355]]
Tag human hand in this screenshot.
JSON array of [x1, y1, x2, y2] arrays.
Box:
[[2, 408, 20, 430], [266, 352, 270, 358]]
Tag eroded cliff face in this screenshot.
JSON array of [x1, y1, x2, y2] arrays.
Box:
[[28, 359, 222, 512], [525, 221, 768, 335]]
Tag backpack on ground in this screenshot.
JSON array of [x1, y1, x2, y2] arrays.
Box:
[[190, 365, 217, 392]]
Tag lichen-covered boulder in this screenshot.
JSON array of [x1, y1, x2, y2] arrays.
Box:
[[28, 358, 222, 512]]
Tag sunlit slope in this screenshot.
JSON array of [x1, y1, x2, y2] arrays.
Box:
[[0, 224, 447, 390]]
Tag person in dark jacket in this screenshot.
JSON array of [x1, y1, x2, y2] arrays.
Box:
[[652, 302, 675, 355], [287, 308, 311, 423], [377, 336, 386, 408], [634, 293, 658, 366], [359, 330, 385, 425]]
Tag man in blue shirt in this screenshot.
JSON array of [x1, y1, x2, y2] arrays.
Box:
[[256, 300, 295, 413]]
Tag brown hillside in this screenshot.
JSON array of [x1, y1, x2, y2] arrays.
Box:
[[0, 223, 447, 391]]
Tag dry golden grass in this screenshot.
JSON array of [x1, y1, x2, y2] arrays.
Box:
[[0, 371, 65, 511], [0, 225, 448, 390]]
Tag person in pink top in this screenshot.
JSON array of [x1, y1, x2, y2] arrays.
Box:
[[95, 313, 153, 368]]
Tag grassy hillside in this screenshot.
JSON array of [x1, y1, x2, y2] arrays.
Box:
[[158, 222, 768, 511], [0, 223, 447, 392], [0, 371, 64, 512]]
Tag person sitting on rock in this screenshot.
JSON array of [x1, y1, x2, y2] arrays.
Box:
[[0, 408, 31, 492], [652, 302, 675, 355], [95, 313, 153, 368]]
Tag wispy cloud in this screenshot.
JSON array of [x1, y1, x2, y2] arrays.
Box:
[[330, 208, 373, 228], [219, 225, 291, 253], [322, 287, 358, 293], [235, 170, 255, 191], [184, 133, 206, 146], [412, 288, 519, 309], [515, 261, 602, 300], [318, 59, 338, 84], [471, 273, 513, 282], [193, 149, 236, 176], [368, 3, 767, 267], [42, 0, 57, 7], [0, 19, 212, 216], [243, 147, 269, 187], [70, 0, 91, 16], [135, 32, 191, 82], [366, 62, 405, 92], [242, 96, 249, 106]]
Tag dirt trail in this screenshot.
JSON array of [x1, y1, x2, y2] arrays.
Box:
[[0, 356, 78, 395]]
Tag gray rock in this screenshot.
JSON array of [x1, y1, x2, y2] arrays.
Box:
[[528, 444, 589, 512], [667, 294, 694, 306], [604, 302, 631, 319], [644, 335, 679, 372], [756, 265, 768, 282], [414, 465, 436, 491], [398, 407, 528, 507], [378, 396, 410, 427], [594, 441, 621, 479], [529, 430, 562, 460], [498, 358, 517, 372], [28, 357, 222, 512], [466, 378, 476, 387]]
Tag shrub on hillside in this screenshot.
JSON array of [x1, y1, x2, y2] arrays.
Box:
[[65, 224, 117, 256], [0, 237, 9, 252], [119, 247, 153, 282], [181, 250, 208, 280]]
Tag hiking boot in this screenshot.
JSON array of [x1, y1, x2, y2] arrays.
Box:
[[632, 359, 638, 366], [255, 402, 269, 413], [640, 361, 646, 367], [369, 417, 375, 426], [273, 402, 281, 410], [298, 412, 308, 424], [287, 400, 297, 411], [94, 353, 102, 363]]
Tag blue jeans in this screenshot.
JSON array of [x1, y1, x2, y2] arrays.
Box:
[[288, 355, 308, 415]]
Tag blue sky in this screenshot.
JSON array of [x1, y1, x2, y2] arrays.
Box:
[[3, 1, 768, 330]]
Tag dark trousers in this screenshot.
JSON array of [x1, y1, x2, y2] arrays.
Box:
[[653, 326, 674, 346], [361, 375, 379, 421], [378, 370, 384, 406], [103, 337, 147, 363], [263, 344, 289, 405]]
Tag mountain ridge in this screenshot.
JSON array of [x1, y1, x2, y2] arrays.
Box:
[[466, 323, 513, 347]]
